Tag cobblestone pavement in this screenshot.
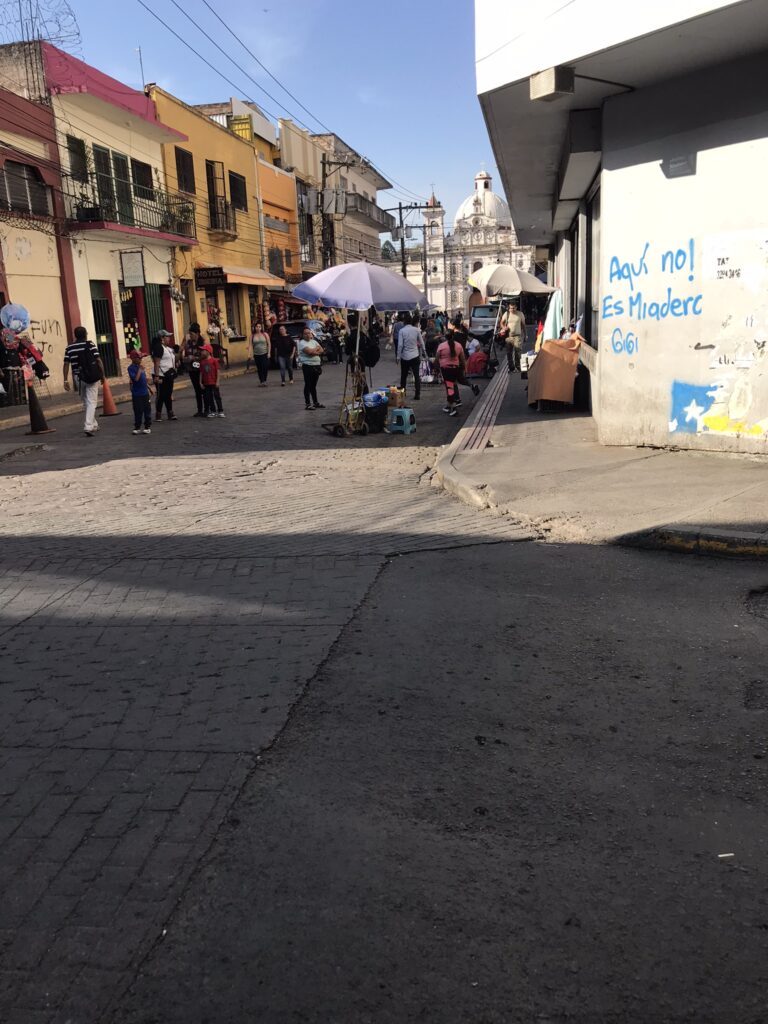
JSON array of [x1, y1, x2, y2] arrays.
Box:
[[0, 365, 531, 1022]]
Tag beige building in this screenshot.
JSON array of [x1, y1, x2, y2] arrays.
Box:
[[309, 134, 396, 268]]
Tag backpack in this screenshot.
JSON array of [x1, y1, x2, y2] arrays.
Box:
[[77, 342, 101, 384]]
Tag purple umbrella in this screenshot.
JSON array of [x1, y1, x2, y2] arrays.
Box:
[[292, 261, 430, 312]]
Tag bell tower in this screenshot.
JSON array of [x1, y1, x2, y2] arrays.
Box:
[[424, 190, 446, 309]]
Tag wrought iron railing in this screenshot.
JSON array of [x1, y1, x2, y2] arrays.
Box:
[[62, 173, 197, 239], [208, 196, 237, 235]]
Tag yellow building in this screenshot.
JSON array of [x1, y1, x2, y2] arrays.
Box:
[[258, 159, 302, 287], [148, 86, 284, 360]]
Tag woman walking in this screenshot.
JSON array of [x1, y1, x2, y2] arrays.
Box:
[[274, 326, 296, 386], [181, 323, 204, 416], [152, 330, 178, 421], [297, 327, 324, 410], [250, 322, 271, 386], [435, 332, 464, 417]]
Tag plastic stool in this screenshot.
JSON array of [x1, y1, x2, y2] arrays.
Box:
[[389, 407, 416, 434]]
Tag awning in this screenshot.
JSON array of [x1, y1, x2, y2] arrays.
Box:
[[196, 262, 285, 289]]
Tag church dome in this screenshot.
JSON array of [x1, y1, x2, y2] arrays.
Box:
[[453, 169, 511, 228]]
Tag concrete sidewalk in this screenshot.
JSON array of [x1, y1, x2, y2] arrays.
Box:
[[434, 372, 768, 556]]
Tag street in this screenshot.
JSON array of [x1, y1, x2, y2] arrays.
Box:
[[2, 367, 768, 1023]]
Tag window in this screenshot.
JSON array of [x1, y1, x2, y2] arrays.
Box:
[[175, 147, 195, 194], [339, 175, 348, 190], [228, 171, 247, 211], [67, 135, 88, 182], [268, 247, 284, 277], [0, 161, 50, 216], [131, 159, 154, 200], [284, 248, 292, 268]]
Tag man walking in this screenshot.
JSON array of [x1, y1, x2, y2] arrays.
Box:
[[501, 302, 526, 373], [63, 326, 104, 437], [397, 312, 426, 400]]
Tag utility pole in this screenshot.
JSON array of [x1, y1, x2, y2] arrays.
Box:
[[383, 201, 435, 281], [398, 203, 406, 278], [321, 152, 354, 269]]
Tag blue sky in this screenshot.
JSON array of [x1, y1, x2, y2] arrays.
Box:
[[65, 0, 497, 234]]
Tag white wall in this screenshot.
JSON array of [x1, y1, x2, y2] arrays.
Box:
[[596, 55, 768, 451], [1, 225, 68, 386]]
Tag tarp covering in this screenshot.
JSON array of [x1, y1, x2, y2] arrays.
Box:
[[527, 336, 581, 405]]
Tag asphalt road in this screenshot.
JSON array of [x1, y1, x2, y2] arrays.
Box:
[[1, 365, 767, 1022]]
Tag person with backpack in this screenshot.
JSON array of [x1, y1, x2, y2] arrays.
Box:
[[63, 326, 104, 437]]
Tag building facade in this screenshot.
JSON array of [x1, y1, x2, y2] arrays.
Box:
[[0, 84, 79, 388], [311, 134, 396, 267], [0, 42, 197, 377], [476, 0, 768, 453], [278, 119, 323, 279], [402, 170, 535, 313], [149, 86, 282, 356]]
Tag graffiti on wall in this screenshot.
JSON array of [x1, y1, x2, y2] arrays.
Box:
[[669, 230, 768, 438]]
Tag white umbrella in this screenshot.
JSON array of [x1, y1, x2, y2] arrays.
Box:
[[292, 261, 430, 312], [467, 263, 555, 299]]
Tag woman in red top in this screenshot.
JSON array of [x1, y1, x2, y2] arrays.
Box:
[[434, 334, 465, 417]]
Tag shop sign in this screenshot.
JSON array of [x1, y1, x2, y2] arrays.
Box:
[[120, 250, 146, 288], [195, 266, 227, 290]]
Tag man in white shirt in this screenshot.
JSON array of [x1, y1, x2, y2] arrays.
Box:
[[396, 313, 426, 400]]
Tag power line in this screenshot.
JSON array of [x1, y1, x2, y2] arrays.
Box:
[[137, 0, 426, 203]]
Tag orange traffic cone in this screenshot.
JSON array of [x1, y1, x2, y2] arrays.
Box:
[[25, 384, 55, 435], [100, 377, 121, 416]]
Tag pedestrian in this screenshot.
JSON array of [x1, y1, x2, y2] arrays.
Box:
[[396, 312, 426, 400], [152, 330, 177, 421], [250, 321, 271, 386], [449, 313, 469, 351], [127, 350, 152, 434], [423, 317, 440, 357], [200, 344, 225, 417], [274, 326, 296, 386], [500, 301, 526, 372], [63, 325, 104, 437], [391, 312, 406, 357], [435, 331, 464, 416], [181, 322, 204, 416], [297, 327, 324, 410]]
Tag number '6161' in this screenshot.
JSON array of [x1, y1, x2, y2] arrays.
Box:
[[611, 328, 638, 356]]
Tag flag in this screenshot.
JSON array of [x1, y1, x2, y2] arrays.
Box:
[[669, 381, 714, 434]]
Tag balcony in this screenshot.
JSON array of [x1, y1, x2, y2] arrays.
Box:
[[208, 196, 237, 238], [62, 173, 197, 241], [344, 192, 396, 233]]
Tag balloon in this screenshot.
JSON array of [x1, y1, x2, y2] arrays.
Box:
[[0, 303, 31, 335]]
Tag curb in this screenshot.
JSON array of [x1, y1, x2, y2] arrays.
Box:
[[432, 379, 768, 560], [0, 366, 250, 433], [432, 371, 509, 510], [617, 525, 768, 558]]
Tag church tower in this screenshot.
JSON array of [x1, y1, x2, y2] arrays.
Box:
[[424, 191, 447, 310]]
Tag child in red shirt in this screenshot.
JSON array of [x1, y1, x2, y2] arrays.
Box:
[[200, 345, 224, 418]]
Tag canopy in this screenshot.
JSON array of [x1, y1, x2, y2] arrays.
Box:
[[292, 261, 430, 312], [467, 263, 555, 299]]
